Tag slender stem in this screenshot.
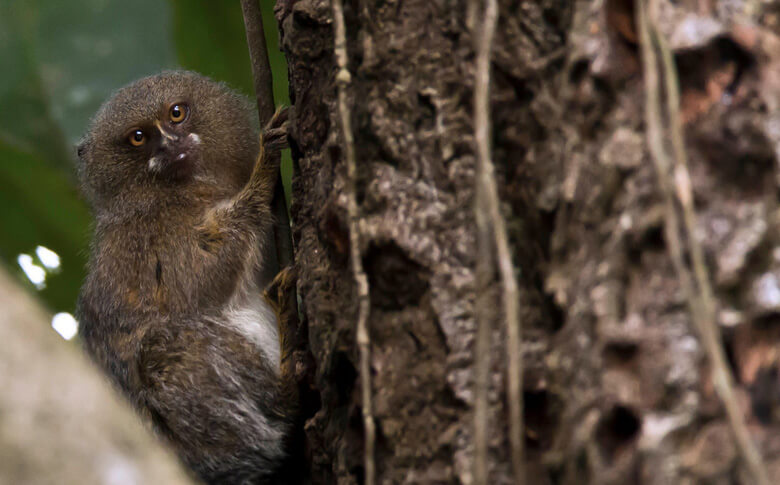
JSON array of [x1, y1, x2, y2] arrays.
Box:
[[474, 197, 493, 485], [331, 1, 375, 484], [240, 0, 294, 271], [472, 0, 524, 482], [240, 0, 275, 124], [637, 2, 769, 484]]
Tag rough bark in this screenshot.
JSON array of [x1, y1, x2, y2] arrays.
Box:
[[277, 0, 780, 483], [0, 267, 194, 485]]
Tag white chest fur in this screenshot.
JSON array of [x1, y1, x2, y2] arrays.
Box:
[[222, 287, 280, 374]]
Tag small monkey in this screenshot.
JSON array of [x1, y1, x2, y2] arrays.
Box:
[[76, 71, 296, 484]]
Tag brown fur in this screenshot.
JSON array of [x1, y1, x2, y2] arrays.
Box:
[[76, 71, 296, 484]]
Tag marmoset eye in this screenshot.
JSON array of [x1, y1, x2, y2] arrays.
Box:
[[129, 129, 146, 146], [170, 104, 188, 123]]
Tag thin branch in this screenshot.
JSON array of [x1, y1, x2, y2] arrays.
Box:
[[241, 0, 275, 124], [471, 0, 524, 482], [636, 2, 770, 484], [240, 0, 294, 270], [331, 1, 375, 484], [654, 10, 770, 485], [474, 203, 493, 485]]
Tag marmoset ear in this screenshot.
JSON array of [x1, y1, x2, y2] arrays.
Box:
[[76, 139, 88, 161]]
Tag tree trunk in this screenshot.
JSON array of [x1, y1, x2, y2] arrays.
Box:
[[277, 0, 780, 483], [0, 267, 194, 485]]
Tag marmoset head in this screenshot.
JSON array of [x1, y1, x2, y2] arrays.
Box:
[[77, 71, 258, 208]]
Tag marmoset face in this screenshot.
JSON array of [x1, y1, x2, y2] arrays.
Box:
[[77, 71, 258, 206]]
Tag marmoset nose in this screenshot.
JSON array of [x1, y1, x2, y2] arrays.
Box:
[[158, 131, 188, 162], [159, 131, 181, 146]]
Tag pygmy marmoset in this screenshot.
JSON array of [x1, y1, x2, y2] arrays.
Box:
[[76, 71, 296, 484]]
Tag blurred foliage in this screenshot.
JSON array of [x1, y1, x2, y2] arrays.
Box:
[[0, 0, 289, 319]]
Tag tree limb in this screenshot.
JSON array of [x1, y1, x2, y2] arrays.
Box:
[[240, 0, 294, 271], [241, 0, 275, 124], [0, 268, 194, 485]]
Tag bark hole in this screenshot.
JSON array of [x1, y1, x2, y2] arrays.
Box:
[[415, 92, 435, 131], [332, 351, 358, 405], [603, 341, 640, 369], [605, 0, 637, 46], [524, 389, 561, 451], [364, 243, 429, 311], [595, 405, 641, 461], [676, 38, 754, 100], [543, 291, 566, 333], [750, 366, 780, 425]]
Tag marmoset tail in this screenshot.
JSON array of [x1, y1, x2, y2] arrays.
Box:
[[76, 71, 296, 484]]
